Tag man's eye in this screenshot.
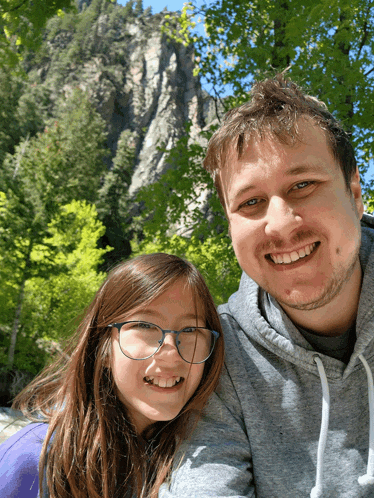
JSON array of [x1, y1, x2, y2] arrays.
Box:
[[244, 198, 259, 206], [293, 181, 312, 190]]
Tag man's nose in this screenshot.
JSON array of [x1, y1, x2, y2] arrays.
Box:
[[264, 196, 303, 238]]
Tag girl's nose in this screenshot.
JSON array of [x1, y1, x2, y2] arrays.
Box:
[[155, 332, 181, 361]]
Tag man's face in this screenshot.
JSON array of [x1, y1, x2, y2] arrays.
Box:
[[219, 121, 364, 312]]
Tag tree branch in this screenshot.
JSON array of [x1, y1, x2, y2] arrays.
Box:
[[356, 1, 373, 59], [0, 0, 28, 15]]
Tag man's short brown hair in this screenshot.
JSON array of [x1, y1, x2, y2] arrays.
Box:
[[203, 74, 357, 207]]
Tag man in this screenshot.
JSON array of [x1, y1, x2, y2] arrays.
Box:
[[159, 75, 374, 497]]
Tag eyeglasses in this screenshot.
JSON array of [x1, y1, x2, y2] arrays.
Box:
[[108, 321, 219, 364]]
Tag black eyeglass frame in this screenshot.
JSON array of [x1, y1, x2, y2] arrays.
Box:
[[108, 321, 220, 364]]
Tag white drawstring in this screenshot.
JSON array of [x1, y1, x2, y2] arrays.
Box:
[[310, 355, 330, 498], [309, 353, 374, 495], [358, 354, 374, 486]]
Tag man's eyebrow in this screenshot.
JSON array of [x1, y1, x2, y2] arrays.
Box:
[[229, 184, 256, 203], [285, 164, 323, 176]]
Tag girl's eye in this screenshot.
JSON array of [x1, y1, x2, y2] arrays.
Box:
[[137, 322, 152, 329], [181, 327, 197, 333]]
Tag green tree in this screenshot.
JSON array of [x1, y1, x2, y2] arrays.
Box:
[[0, 199, 110, 374], [0, 67, 48, 168], [0, 187, 63, 368], [132, 233, 240, 305], [0, 67, 23, 164], [97, 129, 135, 269], [0, 89, 108, 367], [0, 0, 119, 68], [134, 0, 143, 17], [0, 0, 76, 67]]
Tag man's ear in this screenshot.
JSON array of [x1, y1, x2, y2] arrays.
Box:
[[350, 167, 364, 219]]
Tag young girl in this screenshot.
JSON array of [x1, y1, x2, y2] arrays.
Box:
[[0, 253, 224, 498]]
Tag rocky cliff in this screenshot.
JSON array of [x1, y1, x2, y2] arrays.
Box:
[[26, 1, 215, 195]]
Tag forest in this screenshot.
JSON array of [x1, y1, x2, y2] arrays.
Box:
[[0, 0, 374, 400]]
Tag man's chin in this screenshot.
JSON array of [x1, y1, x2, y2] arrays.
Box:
[[275, 287, 341, 312]]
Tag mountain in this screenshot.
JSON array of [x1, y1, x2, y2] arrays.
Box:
[[24, 0, 215, 195]]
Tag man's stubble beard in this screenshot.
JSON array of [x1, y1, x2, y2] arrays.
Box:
[[275, 245, 361, 312]]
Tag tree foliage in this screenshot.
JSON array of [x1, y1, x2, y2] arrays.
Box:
[[0, 0, 76, 67], [166, 0, 374, 186], [132, 233, 240, 305], [0, 199, 110, 375], [96, 129, 136, 269], [0, 89, 109, 368], [22, 201, 109, 341], [0, 67, 48, 168]]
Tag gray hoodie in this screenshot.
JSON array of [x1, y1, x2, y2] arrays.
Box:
[[159, 213, 374, 498]]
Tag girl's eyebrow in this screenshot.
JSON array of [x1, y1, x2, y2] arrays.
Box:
[[133, 309, 205, 323]]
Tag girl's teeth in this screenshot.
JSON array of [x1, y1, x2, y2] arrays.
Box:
[[145, 376, 182, 388]]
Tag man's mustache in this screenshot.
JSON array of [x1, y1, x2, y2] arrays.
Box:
[[258, 229, 318, 253]]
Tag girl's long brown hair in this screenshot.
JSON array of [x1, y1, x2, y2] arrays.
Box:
[[13, 253, 224, 498]]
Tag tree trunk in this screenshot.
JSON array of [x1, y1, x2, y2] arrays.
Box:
[[7, 245, 31, 368]]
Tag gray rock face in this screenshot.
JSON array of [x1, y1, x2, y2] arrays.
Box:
[[0, 408, 30, 444], [122, 18, 206, 195], [32, 6, 213, 197]]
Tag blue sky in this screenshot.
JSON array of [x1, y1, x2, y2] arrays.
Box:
[[117, 0, 186, 13]]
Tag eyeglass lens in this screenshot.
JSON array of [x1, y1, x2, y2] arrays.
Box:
[[118, 321, 214, 363]]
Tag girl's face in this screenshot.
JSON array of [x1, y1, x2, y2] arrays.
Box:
[[110, 280, 206, 433]]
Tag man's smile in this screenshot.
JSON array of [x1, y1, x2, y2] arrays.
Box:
[[267, 242, 319, 265]]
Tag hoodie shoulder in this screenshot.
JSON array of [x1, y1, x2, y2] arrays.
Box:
[[360, 212, 374, 271], [360, 212, 374, 229]]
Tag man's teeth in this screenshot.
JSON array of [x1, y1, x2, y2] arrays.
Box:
[[269, 243, 317, 265], [144, 376, 182, 388]]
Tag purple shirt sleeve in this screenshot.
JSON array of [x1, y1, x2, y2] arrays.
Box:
[[0, 422, 48, 498]]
